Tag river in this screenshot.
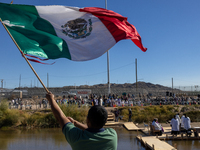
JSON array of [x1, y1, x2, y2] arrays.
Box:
[[0, 128, 198, 150]]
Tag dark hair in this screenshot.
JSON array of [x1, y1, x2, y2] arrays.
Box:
[[87, 106, 108, 129]]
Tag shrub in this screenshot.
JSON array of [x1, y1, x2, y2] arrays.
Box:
[[0, 109, 20, 127], [0, 100, 8, 112], [60, 104, 89, 124], [118, 105, 177, 123], [185, 111, 200, 122], [37, 113, 59, 128]]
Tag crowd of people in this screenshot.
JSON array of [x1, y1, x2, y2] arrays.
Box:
[[9, 98, 49, 109], [55, 93, 200, 107], [8, 92, 200, 110]]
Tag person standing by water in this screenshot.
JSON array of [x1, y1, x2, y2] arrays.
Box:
[[128, 108, 132, 122], [181, 114, 185, 129], [114, 109, 119, 122], [183, 114, 191, 130], [170, 115, 180, 136], [46, 92, 117, 150], [183, 114, 192, 136]]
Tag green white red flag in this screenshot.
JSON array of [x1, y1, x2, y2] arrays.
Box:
[[0, 3, 147, 61]]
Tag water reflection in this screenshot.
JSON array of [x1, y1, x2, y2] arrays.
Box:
[[113, 127, 145, 150], [0, 128, 70, 150], [0, 128, 197, 150], [0, 127, 146, 150], [167, 140, 200, 150]]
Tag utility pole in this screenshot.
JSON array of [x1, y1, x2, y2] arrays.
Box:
[[1, 79, 3, 89], [135, 58, 138, 94], [47, 73, 49, 88], [19, 74, 21, 89], [105, 0, 110, 95], [0, 79, 3, 101], [172, 78, 173, 97]]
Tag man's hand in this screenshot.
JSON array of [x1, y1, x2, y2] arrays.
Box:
[[67, 117, 75, 123], [66, 117, 88, 130], [46, 92, 54, 101]]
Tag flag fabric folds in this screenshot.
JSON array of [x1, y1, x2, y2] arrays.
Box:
[[0, 3, 147, 61]]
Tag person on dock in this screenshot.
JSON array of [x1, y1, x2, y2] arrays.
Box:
[[175, 113, 181, 125], [46, 92, 117, 150], [114, 108, 119, 122], [183, 114, 191, 130], [170, 115, 180, 136], [183, 114, 192, 136], [128, 108, 132, 122], [180, 114, 185, 129], [152, 118, 163, 135]]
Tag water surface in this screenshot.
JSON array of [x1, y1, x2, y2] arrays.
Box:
[[0, 128, 198, 150], [0, 128, 145, 150]]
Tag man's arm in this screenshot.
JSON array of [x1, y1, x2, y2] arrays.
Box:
[[68, 117, 88, 131], [46, 92, 70, 128]]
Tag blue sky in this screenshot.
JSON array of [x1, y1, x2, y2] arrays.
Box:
[[0, 0, 200, 89]]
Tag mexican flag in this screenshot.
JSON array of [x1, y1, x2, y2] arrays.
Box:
[[0, 3, 147, 61]]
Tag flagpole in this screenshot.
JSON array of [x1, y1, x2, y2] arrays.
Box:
[[0, 18, 49, 93], [105, 0, 111, 96]]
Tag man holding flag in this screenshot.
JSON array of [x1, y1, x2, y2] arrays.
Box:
[[46, 92, 117, 150], [0, 3, 147, 149]]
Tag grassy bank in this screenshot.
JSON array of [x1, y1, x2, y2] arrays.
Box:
[[0, 100, 200, 128], [0, 100, 89, 129], [119, 105, 200, 123]]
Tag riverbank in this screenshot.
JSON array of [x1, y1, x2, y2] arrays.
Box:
[[1, 100, 200, 129]]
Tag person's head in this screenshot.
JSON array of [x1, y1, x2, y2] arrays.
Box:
[[184, 114, 187, 118], [87, 106, 108, 129], [153, 118, 158, 122], [174, 115, 176, 119]]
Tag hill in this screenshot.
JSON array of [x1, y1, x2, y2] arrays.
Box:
[[14, 82, 178, 98]]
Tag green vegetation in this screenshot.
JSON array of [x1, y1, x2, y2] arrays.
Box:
[[0, 100, 89, 129], [184, 111, 200, 122], [0, 100, 200, 128], [0, 100, 20, 128], [119, 105, 200, 123]]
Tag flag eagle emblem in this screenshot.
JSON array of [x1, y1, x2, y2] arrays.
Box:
[[61, 18, 93, 39]]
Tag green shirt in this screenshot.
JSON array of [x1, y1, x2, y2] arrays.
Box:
[[62, 123, 117, 150]]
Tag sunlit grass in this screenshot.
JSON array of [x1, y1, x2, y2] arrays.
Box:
[[0, 101, 89, 128], [0, 100, 199, 128], [119, 105, 178, 123]]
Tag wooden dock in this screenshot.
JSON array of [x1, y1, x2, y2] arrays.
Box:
[[105, 122, 123, 126], [123, 122, 141, 131], [141, 126, 200, 140], [136, 135, 177, 150]]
